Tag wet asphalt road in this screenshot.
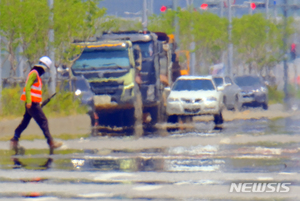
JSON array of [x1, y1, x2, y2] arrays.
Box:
[[1, 114, 300, 200]]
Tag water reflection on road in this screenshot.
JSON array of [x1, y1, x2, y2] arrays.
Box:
[[1, 116, 300, 200]]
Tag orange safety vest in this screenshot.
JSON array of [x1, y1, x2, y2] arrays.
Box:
[[20, 70, 43, 103]]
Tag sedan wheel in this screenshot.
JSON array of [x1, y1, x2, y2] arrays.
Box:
[[167, 115, 179, 132], [213, 112, 224, 125]]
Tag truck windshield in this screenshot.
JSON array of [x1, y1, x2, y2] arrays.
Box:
[[172, 79, 215, 91], [72, 49, 130, 70], [133, 42, 153, 58]]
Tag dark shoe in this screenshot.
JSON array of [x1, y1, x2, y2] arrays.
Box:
[[10, 139, 19, 153]]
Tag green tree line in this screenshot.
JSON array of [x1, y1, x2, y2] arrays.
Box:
[[0, 0, 141, 78], [148, 9, 296, 76], [0, 1, 296, 79]]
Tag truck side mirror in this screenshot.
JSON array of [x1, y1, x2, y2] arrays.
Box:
[[133, 45, 142, 71], [135, 60, 141, 67]]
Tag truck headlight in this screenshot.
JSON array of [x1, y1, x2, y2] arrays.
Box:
[[261, 87, 267, 92], [75, 89, 82, 96], [168, 97, 179, 102]]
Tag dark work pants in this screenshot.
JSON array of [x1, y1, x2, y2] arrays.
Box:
[[13, 102, 53, 145]]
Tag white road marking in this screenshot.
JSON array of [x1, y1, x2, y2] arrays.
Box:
[[133, 185, 162, 191], [93, 172, 136, 181]]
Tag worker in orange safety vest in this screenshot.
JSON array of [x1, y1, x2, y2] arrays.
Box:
[[10, 56, 62, 154]]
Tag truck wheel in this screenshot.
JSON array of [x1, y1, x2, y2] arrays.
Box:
[[134, 85, 143, 138], [213, 112, 224, 125], [262, 102, 268, 110], [87, 108, 98, 136], [147, 105, 158, 125], [167, 115, 179, 132]]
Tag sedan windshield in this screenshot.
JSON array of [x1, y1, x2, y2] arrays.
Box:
[[234, 76, 262, 87], [172, 79, 215, 91], [213, 77, 223, 87], [72, 49, 130, 70]]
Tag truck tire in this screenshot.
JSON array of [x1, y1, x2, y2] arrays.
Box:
[[262, 102, 268, 110], [134, 84, 143, 138]]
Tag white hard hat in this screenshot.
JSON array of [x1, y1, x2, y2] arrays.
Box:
[[34, 56, 52, 71]]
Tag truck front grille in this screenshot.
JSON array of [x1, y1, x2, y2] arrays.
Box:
[[90, 82, 123, 95]]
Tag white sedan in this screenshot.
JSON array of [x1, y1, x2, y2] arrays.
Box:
[[166, 76, 224, 128]]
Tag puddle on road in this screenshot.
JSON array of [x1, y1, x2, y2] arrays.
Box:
[[1, 145, 300, 174], [1, 117, 300, 200], [0, 117, 299, 178], [158, 117, 299, 137]]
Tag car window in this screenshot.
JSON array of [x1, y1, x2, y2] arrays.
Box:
[[225, 77, 233, 84], [172, 79, 215, 91], [234, 76, 262, 87], [213, 77, 223, 87]]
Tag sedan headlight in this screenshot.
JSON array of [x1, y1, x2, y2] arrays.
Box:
[[206, 97, 217, 101], [261, 87, 267, 92], [168, 97, 179, 102]]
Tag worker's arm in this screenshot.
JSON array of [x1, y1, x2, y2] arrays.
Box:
[[25, 72, 37, 105]]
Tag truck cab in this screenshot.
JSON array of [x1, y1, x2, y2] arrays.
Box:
[[71, 40, 137, 106], [70, 40, 143, 135]]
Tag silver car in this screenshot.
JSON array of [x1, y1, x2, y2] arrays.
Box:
[[233, 75, 268, 110], [166, 76, 224, 131], [213, 76, 242, 111]]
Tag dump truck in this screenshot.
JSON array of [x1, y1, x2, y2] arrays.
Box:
[[70, 40, 144, 135], [70, 31, 179, 136], [98, 31, 176, 130]]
